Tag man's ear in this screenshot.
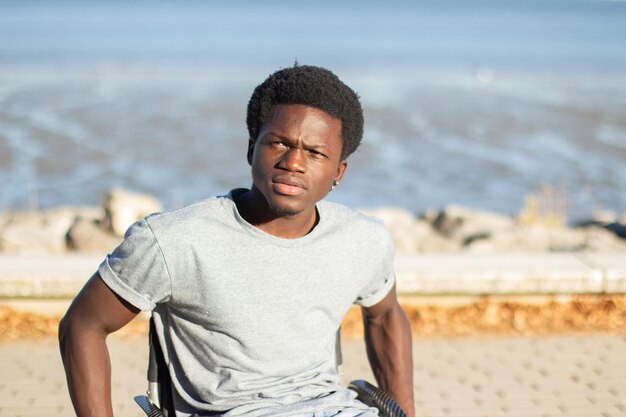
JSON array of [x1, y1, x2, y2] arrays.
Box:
[[247, 138, 255, 166], [335, 160, 348, 184]]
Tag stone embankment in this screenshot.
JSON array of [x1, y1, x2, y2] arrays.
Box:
[[2, 188, 625, 256]]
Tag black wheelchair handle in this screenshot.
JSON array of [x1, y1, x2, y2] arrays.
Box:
[[348, 379, 407, 417]]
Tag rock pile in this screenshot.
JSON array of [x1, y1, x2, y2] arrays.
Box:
[[0, 189, 162, 255], [360, 205, 626, 254], [1, 190, 624, 255]]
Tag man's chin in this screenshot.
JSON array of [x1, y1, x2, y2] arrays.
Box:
[[268, 203, 302, 218]]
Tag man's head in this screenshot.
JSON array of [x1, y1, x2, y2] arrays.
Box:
[[246, 65, 364, 161]]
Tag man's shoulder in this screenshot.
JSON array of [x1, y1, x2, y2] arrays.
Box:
[[143, 194, 234, 233], [319, 200, 391, 239]]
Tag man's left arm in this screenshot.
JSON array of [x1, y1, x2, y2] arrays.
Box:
[[362, 285, 415, 417]]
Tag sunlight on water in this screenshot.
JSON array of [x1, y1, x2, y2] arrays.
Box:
[[1, 1, 625, 222]]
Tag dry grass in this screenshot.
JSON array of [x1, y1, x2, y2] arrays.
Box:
[[1, 295, 625, 341], [342, 294, 626, 339], [0, 307, 149, 341], [518, 183, 568, 229]]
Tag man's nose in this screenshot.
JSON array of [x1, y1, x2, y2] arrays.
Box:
[[278, 148, 306, 172]]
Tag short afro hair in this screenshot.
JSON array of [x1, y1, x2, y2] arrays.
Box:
[[246, 64, 364, 160]]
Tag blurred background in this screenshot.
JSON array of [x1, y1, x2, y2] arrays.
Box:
[[1, 0, 625, 222]]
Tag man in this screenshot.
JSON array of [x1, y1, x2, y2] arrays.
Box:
[[59, 65, 414, 417]]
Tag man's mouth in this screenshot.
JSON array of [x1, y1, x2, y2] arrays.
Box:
[[272, 177, 306, 196]]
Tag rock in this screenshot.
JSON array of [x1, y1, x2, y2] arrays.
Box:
[[431, 205, 516, 243], [0, 206, 101, 254], [66, 217, 122, 254], [464, 224, 626, 254], [573, 217, 626, 242], [579, 225, 626, 251], [528, 227, 587, 252], [420, 208, 442, 226], [102, 189, 162, 237], [359, 207, 458, 253], [463, 227, 566, 254], [0, 211, 61, 254], [604, 222, 626, 239], [591, 210, 618, 223], [432, 211, 463, 238]]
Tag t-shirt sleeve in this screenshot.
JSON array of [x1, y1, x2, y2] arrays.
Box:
[[98, 217, 172, 311], [354, 226, 396, 308]]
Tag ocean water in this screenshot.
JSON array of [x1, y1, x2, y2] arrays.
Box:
[[1, 0, 625, 222]]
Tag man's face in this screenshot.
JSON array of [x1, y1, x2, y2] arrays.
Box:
[[247, 104, 347, 218]]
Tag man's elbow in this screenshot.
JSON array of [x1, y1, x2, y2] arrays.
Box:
[[58, 312, 75, 358], [58, 310, 96, 356]]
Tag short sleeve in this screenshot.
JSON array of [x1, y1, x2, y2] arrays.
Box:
[[98, 217, 172, 311], [354, 226, 396, 308]]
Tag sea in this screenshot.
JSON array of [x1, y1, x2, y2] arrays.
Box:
[[1, 0, 625, 223]]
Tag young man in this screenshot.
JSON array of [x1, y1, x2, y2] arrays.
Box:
[[59, 65, 415, 417]]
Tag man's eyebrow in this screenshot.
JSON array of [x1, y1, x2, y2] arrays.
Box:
[[266, 132, 330, 149], [305, 142, 330, 148], [265, 131, 290, 141]]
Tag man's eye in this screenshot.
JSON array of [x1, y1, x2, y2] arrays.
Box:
[[309, 150, 325, 159], [271, 141, 287, 149]]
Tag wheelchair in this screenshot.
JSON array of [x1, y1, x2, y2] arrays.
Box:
[[134, 318, 406, 417]]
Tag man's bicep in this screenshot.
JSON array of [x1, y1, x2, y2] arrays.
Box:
[[362, 284, 399, 323], [63, 273, 140, 335]]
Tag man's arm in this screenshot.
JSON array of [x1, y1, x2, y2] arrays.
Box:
[[59, 273, 139, 417], [362, 285, 415, 417]]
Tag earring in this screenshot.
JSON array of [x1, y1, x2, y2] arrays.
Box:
[[330, 179, 339, 191]]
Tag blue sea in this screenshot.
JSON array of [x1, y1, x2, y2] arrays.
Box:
[[1, 0, 625, 222]]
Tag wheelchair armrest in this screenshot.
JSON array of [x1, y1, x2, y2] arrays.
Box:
[[348, 379, 407, 417]]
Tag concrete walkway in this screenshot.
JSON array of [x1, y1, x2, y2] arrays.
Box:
[[1, 334, 625, 417], [1, 253, 626, 297], [2, 253, 625, 416]]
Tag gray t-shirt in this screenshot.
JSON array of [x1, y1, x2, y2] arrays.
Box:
[[99, 189, 395, 417]]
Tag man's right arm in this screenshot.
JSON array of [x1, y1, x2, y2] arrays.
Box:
[[59, 273, 140, 417]]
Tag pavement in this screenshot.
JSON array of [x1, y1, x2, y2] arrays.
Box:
[[1, 253, 626, 298], [1, 253, 625, 416], [1, 334, 625, 417]]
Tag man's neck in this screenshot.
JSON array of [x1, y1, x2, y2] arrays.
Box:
[[233, 189, 319, 239]]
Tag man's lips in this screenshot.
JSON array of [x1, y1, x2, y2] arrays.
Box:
[[272, 176, 306, 196]]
